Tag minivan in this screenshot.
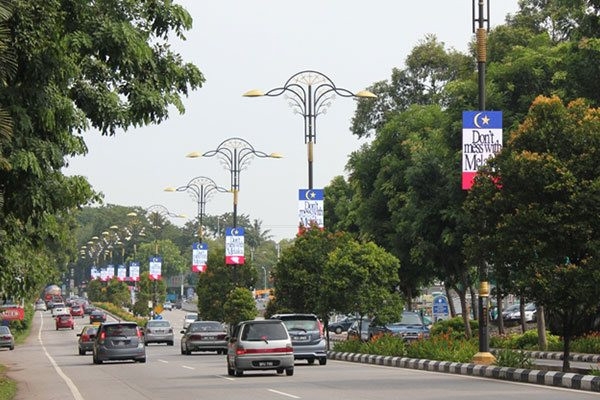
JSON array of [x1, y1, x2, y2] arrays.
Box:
[[227, 319, 294, 376], [93, 322, 146, 364], [270, 313, 327, 365]]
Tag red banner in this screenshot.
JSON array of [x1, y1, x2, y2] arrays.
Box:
[[1, 307, 24, 321]]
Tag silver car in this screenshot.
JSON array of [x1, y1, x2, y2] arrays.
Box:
[[0, 326, 14, 350], [271, 313, 327, 365], [180, 321, 227, 355], [227, 319, 294, 376], [143, 320, 174, 346], [93, 322, 146, 364]]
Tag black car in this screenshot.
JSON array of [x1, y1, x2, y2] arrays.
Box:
[[369, 311, 430, 342], [328, 317, 359, 334], [89, 310, 106, 325]]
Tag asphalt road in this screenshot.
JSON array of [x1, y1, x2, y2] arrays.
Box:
[[1, 309, 599, 399]]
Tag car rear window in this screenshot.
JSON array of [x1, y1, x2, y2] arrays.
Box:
[[147, 321, 170, 328], [241, 323, 288, 341], [280, 319, 319, 331], [104, 324, 138, 337], [190, 322, 223, 332]]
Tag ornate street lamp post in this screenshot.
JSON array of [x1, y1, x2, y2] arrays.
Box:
[[164, 176, 228, 242], [244, 70, 376, 189], [186, 137, 282, 229]]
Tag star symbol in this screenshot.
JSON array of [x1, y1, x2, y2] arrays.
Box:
[[481, 115, 490, 125], [309, 191, 316, 199]]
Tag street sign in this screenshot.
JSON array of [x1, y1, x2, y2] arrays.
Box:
[[149, 256, 162, 280], [298, 189, 324, 230], [432, 295, 450, 322], [192, 242, 208, 272]]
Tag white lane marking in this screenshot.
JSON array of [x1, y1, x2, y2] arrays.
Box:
[[38, 313, 85, 400], [182, 365, 195, 370], [267, 389, 301, 399], [158, 359, 169, 363]]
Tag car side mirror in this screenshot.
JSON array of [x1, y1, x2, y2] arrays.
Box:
[[180, 330, 185, 334]]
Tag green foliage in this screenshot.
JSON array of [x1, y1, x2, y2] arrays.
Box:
[[333, 335, 407, 357], [94, 302, 146, 326], [570, 332, 600, 354], [222, 287, 257, 327], [493, 349, 534, 369], [430, 317, 478, 340], [407, 334, 478, 363], [0, 364, 17, 400]]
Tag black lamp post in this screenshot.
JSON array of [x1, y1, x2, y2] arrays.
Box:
[[244, 70, 376, 190], [472, 0, 494, 365]]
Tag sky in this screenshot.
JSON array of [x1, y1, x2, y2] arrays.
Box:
[[64, 1, 521, 242]]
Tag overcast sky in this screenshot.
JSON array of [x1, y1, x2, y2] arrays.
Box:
[[64, 1, 520, 241]]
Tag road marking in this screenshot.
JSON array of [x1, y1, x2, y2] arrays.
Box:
[[182, 365, 195, 370], [267, 389, 300, 398], [38, 313, 85, 400], [158, 359, 169, 363]]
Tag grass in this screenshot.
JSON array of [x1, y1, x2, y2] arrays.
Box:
[[0, 365, 16, 400]]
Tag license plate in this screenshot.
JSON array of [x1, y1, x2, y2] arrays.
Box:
[[203, 336, 215, 340], [258, 361, 274, 367], [293, 335, 308, 340]]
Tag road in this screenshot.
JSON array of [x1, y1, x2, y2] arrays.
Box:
[[1, 308, 598, 400]]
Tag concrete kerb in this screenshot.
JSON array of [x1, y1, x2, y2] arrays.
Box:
[[327, 351, 600, 393]]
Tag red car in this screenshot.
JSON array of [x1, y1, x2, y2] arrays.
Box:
[[56, 314, 75, 330], [70, 305, 85, 318]]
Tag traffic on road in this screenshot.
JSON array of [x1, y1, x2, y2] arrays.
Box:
[[0, 306, 597, 400]]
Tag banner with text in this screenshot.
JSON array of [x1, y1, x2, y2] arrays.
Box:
[[149, 256, 162, 280], [225, 227, 245, 265], [129, 262, 140, 282], [298, 189, 324, 230], [462, 111, 503, 190], [192, 242, 208, 273]]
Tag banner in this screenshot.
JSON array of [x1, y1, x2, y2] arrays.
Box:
[[129, 262, 140, 282], [117, 265, 127, 281], [149, 256, 162, 280], [192, 242, 208, 273], [462, 111, 503, 190], [298, 189, 324, 230], [225, 227, 245, 265]]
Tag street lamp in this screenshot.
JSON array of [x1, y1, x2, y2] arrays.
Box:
[[186, 137, 282, 229], [244, 70, 376, 189], [164, 176, 228, 242]]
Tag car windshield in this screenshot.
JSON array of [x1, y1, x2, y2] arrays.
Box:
[[524, 303, 536, 311], [104, 324, 138, 337], [185, 314, 197, 320], [190, 322, 222, 332], [147, 321, 170, 328], [0, 326, 10, 334], [241, 323, 288, 341]]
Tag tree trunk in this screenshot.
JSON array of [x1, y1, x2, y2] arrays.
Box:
[[458, 290, 472, 339], [445, 283, 456, 317], [562, 314, 571, 372], [496, 291, 505, 335], [536, 305, 547, 350], [469, 285, 478, 321]]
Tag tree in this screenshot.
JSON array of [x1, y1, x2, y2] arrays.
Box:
[[464, 95, 600, 371], [323, 239, 403, 325], [222, 287, 257, 329], [0, 1, 204, 300]]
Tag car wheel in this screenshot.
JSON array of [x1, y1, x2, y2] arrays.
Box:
[[286, 368, 294, 376], [93, 355, 102, 364], [234, 369, 243, 377], [227, 365, 234, 376], [276, 368, 284, 374], [180, 346, 185, 355], [168, 341, 174, 346], [307, 358, 315, 365], [9, 345, 14, 351], [137, 358, 146, 363], [78, 348, 85, 355], [319, 357, 327, 366], [335, 327, 343, 334]]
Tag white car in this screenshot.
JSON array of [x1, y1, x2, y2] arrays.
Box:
[[183, 313, 198, 329], [34, 300, 47, 311], [52, 306, 69, 316]]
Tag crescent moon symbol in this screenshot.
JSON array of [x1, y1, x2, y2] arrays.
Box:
[[305, 190, 313, 200], [473, 112, 483, 129]]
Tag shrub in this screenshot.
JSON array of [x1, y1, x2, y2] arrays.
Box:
[[490, 329, 561, 351], [407, 333, 477, 363], [332, 335, 406, 357], [493, 349, 533, 368], [571, 332, 600, 354], [430, 316, 478, 340]]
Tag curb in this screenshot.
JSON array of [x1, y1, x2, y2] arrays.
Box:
[[328, 351, 600, 393]]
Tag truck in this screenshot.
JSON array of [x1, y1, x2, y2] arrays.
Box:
[[43, 284, 62, 305]]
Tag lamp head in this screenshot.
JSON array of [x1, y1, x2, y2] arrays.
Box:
[[186, 151, 202, 158], [269, 152, 284, 159], [243, 89, 265, 97], [355, 90, 377, 99], [164, 186, 176, 192]]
